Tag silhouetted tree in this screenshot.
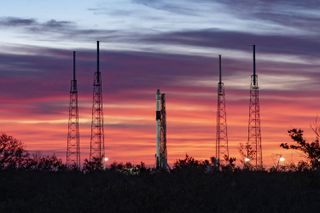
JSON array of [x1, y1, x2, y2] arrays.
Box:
[[135, 162, 149, 175], [296, 161, 311, 172], [119, 162, 135, 175], [82, 157, 103, 173], [239, 143, 255, 170], [281, 129, 320, 170], [174, 155, 199, 169], [24, 154, 65, 172], [210, 156, 220, 171], [311, 116, 320, 140], [0, 134, 29, 169], [110, 162, 124, 171], [109, 162, 150, 175], [65, 162, 81, 171], [221, 155, 237, 171], [173, 155, 208, 174]]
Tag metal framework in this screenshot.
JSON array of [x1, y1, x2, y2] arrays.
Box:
[[90, 41, 105, 161], [247, 45, 263, 169], [216, 55, 229, 166], [66, 51, 80, 167], [156, 89, 168, 169]]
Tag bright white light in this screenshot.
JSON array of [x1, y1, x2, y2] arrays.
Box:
[[244, 157, 250, 163], [103, 157, 109, 162], [279, 156, 285, 162]]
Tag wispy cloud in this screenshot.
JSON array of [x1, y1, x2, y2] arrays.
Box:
[[0, 17, 36, 26], [0, 17, 73, 31]]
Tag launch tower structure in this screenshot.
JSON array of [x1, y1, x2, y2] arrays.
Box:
[[66, 51, 80, 167], [216, 55, 229, 166], [156, 89, 169, 169], [247, 45, 263, 169], [90, 41, 105, 161]]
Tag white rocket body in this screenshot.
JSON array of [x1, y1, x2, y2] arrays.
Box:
[[156, 89, 161, 163]]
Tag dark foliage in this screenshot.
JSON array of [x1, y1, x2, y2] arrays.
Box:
[[239, 142, 255, 169], [82, 157, 104, 173], [1, 167, 320, 213], [0, 134, 29, 169], [173, 154, 209, 173], [0, 134, 66, 172], [1, 134, 320, 212], [110, 162, 150, 175], [281, 129, 320, 170], [221, 155, 237, 171], [23, 154, 66, 171]]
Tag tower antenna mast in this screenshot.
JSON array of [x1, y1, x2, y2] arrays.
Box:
[[90, 41, 105, 161], [216, 55, 229, 167], [66, 51, 80, 168], [247, 45, 263, 169]]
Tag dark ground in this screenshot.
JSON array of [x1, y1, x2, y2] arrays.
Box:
[[1, 170, 320, 213]]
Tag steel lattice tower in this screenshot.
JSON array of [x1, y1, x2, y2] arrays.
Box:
[[90, 41, 105, 161], [156, 89, 168, 169], [247, 45, 263, 169], [216, 55, 229, 166], [66, 51, 80, 167]]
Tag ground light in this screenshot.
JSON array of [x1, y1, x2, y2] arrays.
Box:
[[279, 156, 285, 162]]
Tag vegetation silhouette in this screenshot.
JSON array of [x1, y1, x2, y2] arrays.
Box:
[[0, 134, 28, 169], [239, 142, 256, 170], [0, 134, 65, 171], [1, 133, 320, 212], [83, 157, 104, 173], [281, 128, 320, 170]]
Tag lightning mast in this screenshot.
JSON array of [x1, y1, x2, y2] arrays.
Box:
[[90, 41, 105, 161], [216, 55, 229, 166], [247, 45, 263, 169], [66, 51, 80, 167], [156, 89, 168, 169]]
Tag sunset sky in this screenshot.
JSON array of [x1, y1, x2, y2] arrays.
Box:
[[0, 0, 320, 167]]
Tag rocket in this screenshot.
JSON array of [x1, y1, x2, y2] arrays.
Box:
[[156, 89, 161, 167]]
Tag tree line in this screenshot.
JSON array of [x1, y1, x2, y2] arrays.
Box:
[[1, 126, 320, 173], [1, 129, 320, 212]]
